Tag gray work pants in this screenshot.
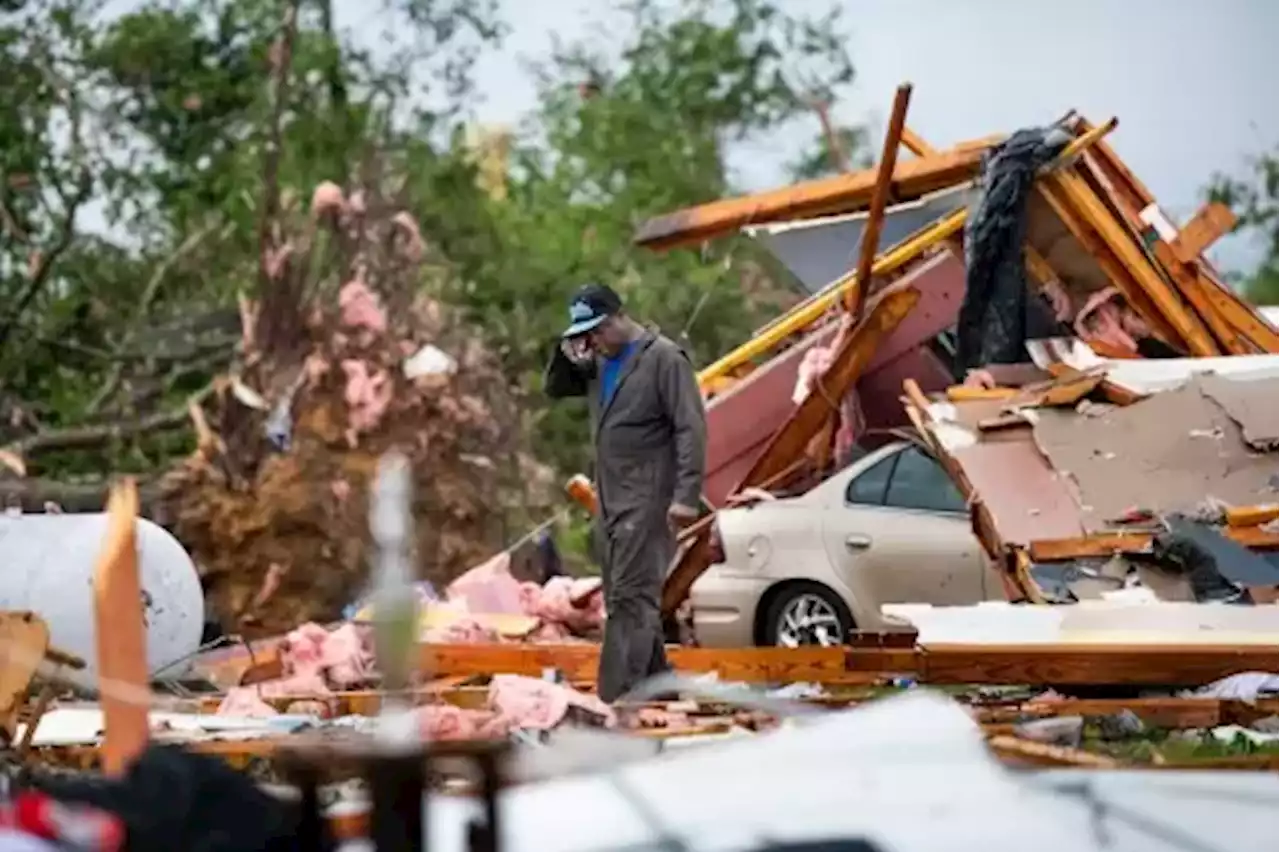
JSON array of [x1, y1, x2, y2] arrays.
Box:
[[596, 510, 672, 703]]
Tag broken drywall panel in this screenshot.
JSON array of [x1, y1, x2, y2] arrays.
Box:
[[949, 439, 1085, 544], [1032, 379, 1278, 533], [1197, 373, 1280, 450]]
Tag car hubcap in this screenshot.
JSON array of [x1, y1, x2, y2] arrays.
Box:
[[776, 594, 843, 648]]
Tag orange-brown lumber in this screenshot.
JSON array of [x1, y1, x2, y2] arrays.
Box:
[[93, 479, 149, 778]]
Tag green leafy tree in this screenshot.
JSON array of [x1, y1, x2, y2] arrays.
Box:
[[0, 0, 864, 515], [1207, 149, 1278, 305], [0, 0, 505, 488], [422, 0, 858, 469], [786, 97, 871, 180]]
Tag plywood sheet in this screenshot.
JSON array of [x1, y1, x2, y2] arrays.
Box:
[[1198, 374, 1279, 449], [1032, 378, 1279, 532]]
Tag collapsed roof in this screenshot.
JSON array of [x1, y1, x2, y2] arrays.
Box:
[[631, 106, 1278, 617]]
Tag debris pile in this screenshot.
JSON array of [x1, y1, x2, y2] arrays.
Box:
[[157, 180, 554, 636]]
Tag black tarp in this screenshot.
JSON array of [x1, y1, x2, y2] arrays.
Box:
[[956, 126, 1072, 373]]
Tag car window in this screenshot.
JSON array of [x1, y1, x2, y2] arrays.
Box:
[[884, 445, 966, 513], [844, 452, 896, 506]]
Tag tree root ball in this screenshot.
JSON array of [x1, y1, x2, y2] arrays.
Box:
[[155, 184, 555, 636]]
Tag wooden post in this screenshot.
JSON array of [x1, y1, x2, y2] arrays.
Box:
[[848, 83, 913, 318], [93, 479, 150, 777]]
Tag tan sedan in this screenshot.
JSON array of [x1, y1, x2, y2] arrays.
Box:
[[690, 440, 1000, 647]]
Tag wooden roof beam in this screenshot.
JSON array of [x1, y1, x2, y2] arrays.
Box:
[[633, 142, 990, 251]]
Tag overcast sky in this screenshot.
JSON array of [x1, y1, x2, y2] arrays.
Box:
[[344, 0, 1279, 269], [106, 0, 1279, 270]]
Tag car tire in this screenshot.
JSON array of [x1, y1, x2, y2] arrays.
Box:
[[762, 582, 855, 648]]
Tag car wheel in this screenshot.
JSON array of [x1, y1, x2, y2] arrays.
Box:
[[763, 583, 854, 648]]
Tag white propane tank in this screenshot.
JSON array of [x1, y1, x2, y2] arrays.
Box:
[[0, 513, 204, 684]]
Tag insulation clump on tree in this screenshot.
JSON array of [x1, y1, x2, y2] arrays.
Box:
[[158, 179, 553, 636]]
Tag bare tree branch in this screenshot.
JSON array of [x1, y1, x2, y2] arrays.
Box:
[[5, 384, 213, 458], [0, 476, 164, 514], [254, 0, 303, 355], [0, 56, 94, 355], [87, 220, 226, 415]]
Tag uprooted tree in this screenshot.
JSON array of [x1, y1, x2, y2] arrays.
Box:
[[0, 0, 862, 627]]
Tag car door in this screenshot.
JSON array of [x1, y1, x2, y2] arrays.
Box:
[[820, 442, 986, 625]]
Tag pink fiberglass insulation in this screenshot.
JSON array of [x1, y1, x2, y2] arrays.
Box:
[[487, 673, 615, 729], [412, 674, 617, 739], [416, 704, 511, 740], [444, 552, 605, 637], [215, 687, 279, 718], [338, 278, 388, 333], [446, 551, 526, 613], [310, 181, 346, 217], [279, 621, 375, 688], [791, 330, 867, 461], [341, 359, 393, 434]]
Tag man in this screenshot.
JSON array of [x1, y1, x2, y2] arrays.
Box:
[[544, 283, 707, 703]]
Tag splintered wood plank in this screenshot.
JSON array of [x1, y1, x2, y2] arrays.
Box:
[[424, 645, 872, 684], [945, 386, 1017, 402], [848, 82, 912, 317], [1076, 120, 1156, 209], [1011, 549, 1048, 605], [93, 480, 150, 778], [1075, 150, 1235, 356], [898, 126, 935, 158], [918, 644, 1278, 686], [1149, 238, 1251, 354], [1029, 533, 1152, 561], [1075, 121, 1278, 354], [1171, 202, 1237, 263], [0, 612, 51, 742], [199, 676, 484, 716], [633, 145, 987, 250], [976, 697, 1226, 729], [419, 643, 1271, 687], [1051, 170, 1217, 356], [1227, 526, 1280, 549], [1043, 362, 1144, 407], [1227, 505, 1279, 528], [1195, 269, 1280, 353], [987, 735, 1121, 768], [221, 639, 1278, 695], [1028, 526, 1278, 561]]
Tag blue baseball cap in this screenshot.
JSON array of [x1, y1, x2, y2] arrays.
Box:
[[561, 283, 623, 339]]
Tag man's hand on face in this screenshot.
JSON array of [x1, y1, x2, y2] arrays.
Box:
[[667, 502, 699, 532], [560, 336, 593, 365]]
